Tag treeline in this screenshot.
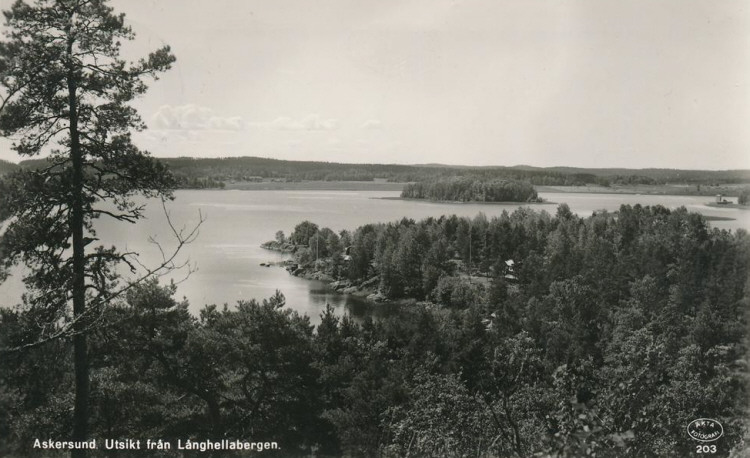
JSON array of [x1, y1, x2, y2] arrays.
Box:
[[401, 178, 539, 202], [526, 165, 750, 185], [156, 157, 750, 186], [8, 156, 750, 188], [2, 158, 224, 190], [740, 188, 750, 205], [1, 205, 748, 456], [0, 159, 17, 175], [159, 156, 415, 183], [173, 175, 226, 189]]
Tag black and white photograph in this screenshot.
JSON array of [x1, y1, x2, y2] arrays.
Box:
[[0, 0, 748, 456]]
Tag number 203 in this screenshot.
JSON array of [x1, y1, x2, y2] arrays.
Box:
[[696, 444, 717, 454]]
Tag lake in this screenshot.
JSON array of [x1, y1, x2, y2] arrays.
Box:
[[1, 189, 748, 323]]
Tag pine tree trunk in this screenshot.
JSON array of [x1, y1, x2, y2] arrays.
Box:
[[68, 29, 89, 458]]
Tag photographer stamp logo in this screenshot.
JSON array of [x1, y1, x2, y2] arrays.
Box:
[[687, 418, 723, 442]]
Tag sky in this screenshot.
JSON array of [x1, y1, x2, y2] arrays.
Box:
[[0, 0, 749, 169]]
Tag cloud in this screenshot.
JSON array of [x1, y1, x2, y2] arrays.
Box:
[[149, 107, 340, 132], [141, 129, 199, 143], [270, 114, 338, 131], [150, 104, 246, 131], [361, 119, 383, 130]]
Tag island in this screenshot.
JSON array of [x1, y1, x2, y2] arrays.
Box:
[[400, 177, 541, 203]]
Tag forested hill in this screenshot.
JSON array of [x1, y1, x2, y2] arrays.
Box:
[[157, 157, 750, 186], [510, 165, 750, 185], [11, 155, 750, 187], [0, 159, 17, 175]]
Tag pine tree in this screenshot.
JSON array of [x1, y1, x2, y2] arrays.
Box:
[[0, 1, 178, 454]]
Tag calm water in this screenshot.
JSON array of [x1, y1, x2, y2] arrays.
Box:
[[1, 190, 748, 323]]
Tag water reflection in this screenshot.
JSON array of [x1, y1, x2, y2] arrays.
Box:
[[307, 283, 403, 322]]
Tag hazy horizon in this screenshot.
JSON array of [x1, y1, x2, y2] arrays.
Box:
[[0, 0, 748, 169]]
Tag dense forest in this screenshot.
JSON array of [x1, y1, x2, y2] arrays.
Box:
[[271, 205, 750, 456], [401, 178, 539, 202], [0, 159, 18, 175], [3, 205, 746, 457]]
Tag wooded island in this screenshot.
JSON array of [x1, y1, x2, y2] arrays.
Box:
[[400, 177, 540, 202]]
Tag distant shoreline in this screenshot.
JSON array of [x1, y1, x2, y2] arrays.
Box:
[[703, 215, 737, 222], [181, 181, 748, 198], [223, 180, 406, 191], [535, 184, 746, 197], [380, 196, 555, 205], [705, 202, 750, 210]]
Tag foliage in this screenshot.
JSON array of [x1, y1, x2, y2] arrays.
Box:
[[0, 158, 17, 175], [290, 220, 319, 246], [738, 187, 750, 205], [275, 205, 749, 456], [402, 177, 539, 202], [431, 276, 485, 308]]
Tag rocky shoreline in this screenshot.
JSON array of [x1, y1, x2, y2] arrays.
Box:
[[260, 240, 297, 254], [260, 241, 389, 302]]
